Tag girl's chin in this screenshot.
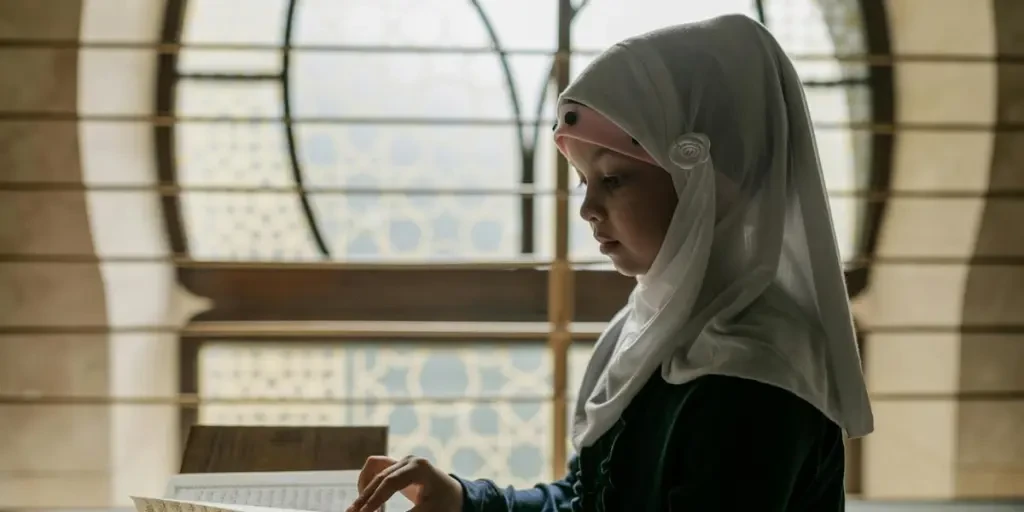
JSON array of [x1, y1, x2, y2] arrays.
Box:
[[607, 253, 648, 278]]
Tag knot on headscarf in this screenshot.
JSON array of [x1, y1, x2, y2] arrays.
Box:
[[668, 133, 711, 169]]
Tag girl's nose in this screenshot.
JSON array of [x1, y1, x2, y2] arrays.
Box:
[[579, 190, 605, 223]]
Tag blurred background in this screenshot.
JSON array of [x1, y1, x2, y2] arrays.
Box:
[[1, 0, 1022, 510]]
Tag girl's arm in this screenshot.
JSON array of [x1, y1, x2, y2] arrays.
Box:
[[454, 455, 579, 512]]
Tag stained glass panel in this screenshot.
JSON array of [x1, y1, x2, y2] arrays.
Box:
[[293, 0, 486, 47], [766, 0, 870, 79], [178, 50, 281, 75], [292, 0, 558, 50], [571, 0, 753, 50], [806, 86, 864, 125], [309, 193, 520, 259], [176, 120, 292, 187], [807, 86, 865, 262], [828, 197, 859, 262], [176, 80, 282, 119], [294, 120, 544, 258], [472, 0, 560, 50], [765, 0, 844, 81], [179, 0, 282, 76], [180, 191, 320, 261], [294, 125, 525, 190], [175, 0, 873, 262], [288, 53, 553, 121], [568, 192, 606, 263], [565, 342, 597, 457], [198, 342, 553, 487], [181, 0, 288, 45], [534, 83, 563, 183], [175, 81, 320, 260]]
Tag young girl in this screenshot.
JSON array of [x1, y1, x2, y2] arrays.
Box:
[[348, 13, 873, 512]]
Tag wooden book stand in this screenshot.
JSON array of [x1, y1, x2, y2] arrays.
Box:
[[179, 425, 388, 474]]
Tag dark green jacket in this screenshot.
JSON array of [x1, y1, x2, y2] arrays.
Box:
[[458, 374, 845, 511]]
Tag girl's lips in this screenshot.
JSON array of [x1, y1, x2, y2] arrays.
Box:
[[599, 241, 621, 254]]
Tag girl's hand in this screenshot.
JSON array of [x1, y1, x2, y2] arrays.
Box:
[[346, 455, 464, 512]]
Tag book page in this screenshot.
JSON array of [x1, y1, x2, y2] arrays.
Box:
[[162, 471, 411, 512], [131, 496, 307, 512]]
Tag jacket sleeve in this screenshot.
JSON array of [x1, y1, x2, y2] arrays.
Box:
[[455, 455, 579, 512], [664, 377, 832, 511]]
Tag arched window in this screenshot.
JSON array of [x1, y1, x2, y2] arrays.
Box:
[[162, 0, 891, 486]]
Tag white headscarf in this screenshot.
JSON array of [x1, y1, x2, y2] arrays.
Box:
[[566, 14, 874, 450]]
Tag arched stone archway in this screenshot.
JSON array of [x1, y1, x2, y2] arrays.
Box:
[[0, 0, 205, 505], [77, 0, 208, 503], [855, 0, 1024, 499]]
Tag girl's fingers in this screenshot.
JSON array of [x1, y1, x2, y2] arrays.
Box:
[[357, 456, 398, 492], [348, 457, 407, 512], [357, 461, 424, 512]]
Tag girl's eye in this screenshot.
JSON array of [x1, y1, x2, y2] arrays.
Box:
[[601, 175, 623, 190], [575, 174, 625, 190]]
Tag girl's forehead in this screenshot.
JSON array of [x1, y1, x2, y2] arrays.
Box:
[[563, 138, 658, 172]]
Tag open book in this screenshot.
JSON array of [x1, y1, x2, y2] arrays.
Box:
[[131, 470, 413, 512]]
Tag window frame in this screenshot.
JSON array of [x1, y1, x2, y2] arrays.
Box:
[[159, 0, 894, 482]]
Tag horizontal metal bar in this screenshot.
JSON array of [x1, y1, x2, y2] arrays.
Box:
[[861, 325, 1024, 335], [177, 72, 282, 80], [0, 394, 555, 406], [212, 258, 553, 270], [870, 391, 1024, 401], [1, 324, 1022, 336], [1, 113, 1019, 132], [801, 78, 870, 87], [1, 40, 1021, 64], [0, 113, 553, 126], [2, 255, 589, 268], [848, 255, 1024, 265], [1, 254, 1022, 266], [2, 40, 561, 54], [181, 320, 606, 340], [0, 255, 555, 267], [0, 508, 133, 512], [1, 183, 551, 195], [0, 325, 182, 335], [0, 321, 607, 339], [4, 182, 1023, 200], [178, 72, 861, 89], [2, 390, 1021, 406]]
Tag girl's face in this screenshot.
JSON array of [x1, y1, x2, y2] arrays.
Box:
[[569, 141, 678, 277]]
